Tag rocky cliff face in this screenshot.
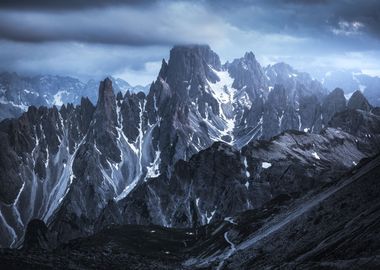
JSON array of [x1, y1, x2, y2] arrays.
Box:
[[185, 153, 380, 269], [321, 88, 347, 126], [22, 219, 56, 250], [0, 97, 95, 247], [0, 45, 378, 248], [97, 110, 380, 230], [1, 144, 379, 270], [347, 90, 372, 111]]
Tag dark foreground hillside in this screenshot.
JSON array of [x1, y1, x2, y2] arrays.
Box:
[[1, 153, 379, 270]]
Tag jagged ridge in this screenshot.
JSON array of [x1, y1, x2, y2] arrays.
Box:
[[0, 45, 379, 248]]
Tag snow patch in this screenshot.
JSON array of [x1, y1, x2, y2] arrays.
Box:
[[207, 67, 238, 143], [312, 151, 320, 160], [298, 114, 302, 130], [224, 217, 237, 225], [206, 209, 216, 224], [0, 96, 28, 111], [243, 157, 250, 177], [146, 150, 161, 179], [53, 90, 69, 106], [262, 162, 272, 169]]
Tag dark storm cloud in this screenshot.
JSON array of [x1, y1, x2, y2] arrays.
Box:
[[0, 1, 229, 83], [202, 0, 380, 43], [0, 0, 157, 10], [0, 40, 168, 84], [0, 3, 225, 46], [283, 0, 330, 5], [326, 0, 380, 39], [0, 0, 379, 47], [0, 0, 379, 83]]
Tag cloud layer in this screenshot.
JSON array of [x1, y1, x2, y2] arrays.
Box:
[[0, 3, 227, 45], [0, 0, 379, 84]]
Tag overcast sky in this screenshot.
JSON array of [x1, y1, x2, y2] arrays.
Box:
[[0, 0, 380, 85]]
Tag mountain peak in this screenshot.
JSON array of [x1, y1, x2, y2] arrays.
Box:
[[228, 50, 267, 93], [170, 44, 221, 70], [244, 51, 256, 60], [98, 76, 112, 94], [330, 87, 345, 96], [347, 90, 372, 111], [269, 62, 294, 74], [155, 44, 221, 93], [94, 77, 117, 129], [97, 77, 114, 106], [158, 58, 168, 79]]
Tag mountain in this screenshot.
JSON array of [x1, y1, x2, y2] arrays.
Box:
[[347, 90, 372, 111], [1, 132, 379, 269], [0, 45, 379, 250], [321, 70, 380, 106], [0, 73, 149, 120], [185, 153, 380, 269], [97, 109, 380, 230]]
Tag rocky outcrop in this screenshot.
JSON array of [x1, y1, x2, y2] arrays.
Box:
[[0, 132, 23, 204], [23, 219, 55, 250], [228, 52, 268, 99], [185, 153, 380, 269], [91, 77, 121, 164], [328, 109, 380, 153], [321, 88, 346, 126], [97, 108, 380, 230], [347, 90, 372, 111], [265, 62, 326, 99]]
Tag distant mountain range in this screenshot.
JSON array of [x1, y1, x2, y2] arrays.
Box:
[[0, 45, 379, 269], [0, 73, 150, 120], [318, 69, 380, 106], [1, 60, 379, 122], [1, 63, 380, 123]]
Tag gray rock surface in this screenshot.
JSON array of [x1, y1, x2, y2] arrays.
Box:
[[0, 45, 379, 249], [0, 152, 379, 270], [347, 90, 372, 111]]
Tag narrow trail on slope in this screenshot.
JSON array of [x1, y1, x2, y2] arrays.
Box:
[[216, 232, 236, 270], [187, 157, 380, 269], [236, 159, 376, 252]]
